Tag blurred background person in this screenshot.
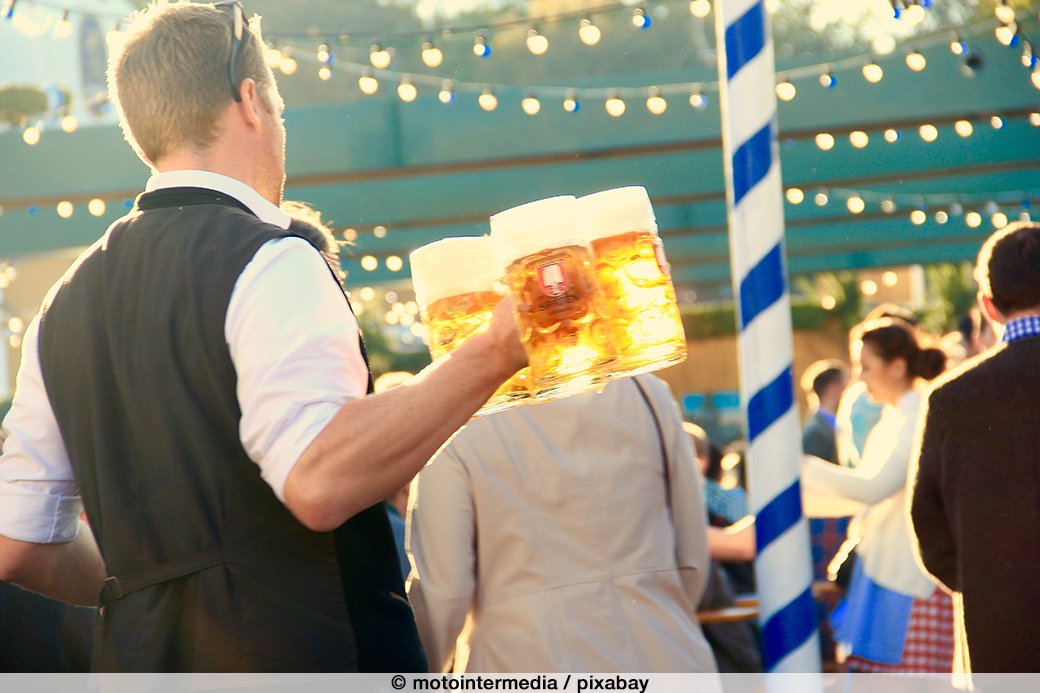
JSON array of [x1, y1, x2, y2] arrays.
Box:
[[801, 318, 953, 673], [407, 375, 716, 673]]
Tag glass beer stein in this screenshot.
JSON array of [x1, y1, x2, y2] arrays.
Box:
[[409, 236, 530, 413], [490, 196, 614, 400], [577, 186, 686, 378]]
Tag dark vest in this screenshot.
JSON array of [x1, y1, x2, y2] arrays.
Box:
[[36, 188, 426, 672]]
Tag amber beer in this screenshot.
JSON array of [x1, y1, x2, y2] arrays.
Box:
[[577, 187, 686, 377], [491, 196, 614, 399], [409, 237, 530, 413]]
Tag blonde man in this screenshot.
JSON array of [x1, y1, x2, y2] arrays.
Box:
[[0, 1, 524, 672]]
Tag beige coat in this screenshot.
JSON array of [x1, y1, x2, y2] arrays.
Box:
[[406, 375, 717, 673]]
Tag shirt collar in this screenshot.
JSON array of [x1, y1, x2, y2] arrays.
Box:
[[816, 410, 837, 430], [1002, 315, 1040, 344], [145, 170, 291, 230]]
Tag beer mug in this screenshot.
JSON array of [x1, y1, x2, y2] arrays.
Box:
[[577, 186, 686, 377], [409, 236, 530, 413], [489, 196, 614, 400]]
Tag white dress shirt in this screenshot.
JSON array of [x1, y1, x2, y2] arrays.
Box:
[[0, 170, 368, 544]]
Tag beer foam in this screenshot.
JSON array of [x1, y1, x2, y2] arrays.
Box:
[[576, 186, 658, 241], [489, 195, 581, 268], [409, 236, 501, 305]]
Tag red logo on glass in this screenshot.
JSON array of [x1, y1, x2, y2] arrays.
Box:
[[537, 261, 569, 297]]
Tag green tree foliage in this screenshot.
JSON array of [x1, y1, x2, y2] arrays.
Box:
[[0, 85, 49, 126], [920, 261, 978, 335]]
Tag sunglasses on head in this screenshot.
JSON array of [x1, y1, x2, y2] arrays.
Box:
[[213, 1, 246, 102]]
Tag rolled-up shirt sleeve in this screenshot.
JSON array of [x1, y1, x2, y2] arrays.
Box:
[[0, 316, 82, 544], [227, 237, 368, 502]]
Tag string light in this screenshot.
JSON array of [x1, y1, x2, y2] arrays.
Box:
[[819, 69, 837, 88], [318, 65, 332, 81], [884, 128, 900, 143], [521, 93, 541, 115], [904, 4, 926, 24], [397, 77, 417, 103], [56, 201, 74, 219], [526, 27, 549, 56], [472, 33, 491, 58], [646, 87, 667, 115], [862, 60, 884, 83], [991, 115, 1004, 129], [22, 125, 40, 146], [358, 70, 379, 95], [847, 196, 866, 214], [373, 225, 388, 239], [688, 87, 706, 110], [995, 1, 1016, 25], [965, 211, 982, 227], [60, 114, 78, 133], [910, 209, 927, 225], [995, 23, 1017, 47], [815, 133, 835, 151], [775, 77, 796, 101], [689, 0, 711, 19], [578, 18, 601, 46], [316, 44, 331, 63], [954, 119, 973, 137], [278, 48, 298, 76], [386, 255, 403, 272], [849, 130, 869, 148], [905, 49, 926, 72], [605, 89, 626, 117], [266, 45, 283, 68], [881, 198, 897, 213], [1023, 43, 1036, 68], [631, 7, 651, 30], [563, 89, 580, 113], [935, 210, 949, 224], [918, 123, 938, 142], [785, 188, 804, 204], [1032, 65, 1040, 90], [54, 9, 72, 37], [421, 40, 443, 68], [992, 211, 1009, 227], [1031, 113, 1040, 126], [88, 199, 106, 217], [369, 43, 392, 69], [360, 255, 378, 271], [478, 88, 498, 111], [439, 80, 455, 104], [950, 35, 966, 55], [814, 192, 829, 206]]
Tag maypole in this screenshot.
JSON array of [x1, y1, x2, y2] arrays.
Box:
[[713, 0, 820, 672]]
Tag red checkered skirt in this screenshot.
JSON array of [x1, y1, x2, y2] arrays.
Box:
[[847, 586, 954, 673]]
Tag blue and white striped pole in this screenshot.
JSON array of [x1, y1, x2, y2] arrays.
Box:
[[714, 0, 820, 672]]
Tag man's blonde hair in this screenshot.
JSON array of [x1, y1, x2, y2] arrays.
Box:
[[107, 1, 275, 165]]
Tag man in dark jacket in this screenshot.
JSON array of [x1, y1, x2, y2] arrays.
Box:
[[909, 221, 1040, 674], [0, 1, 524, 672]]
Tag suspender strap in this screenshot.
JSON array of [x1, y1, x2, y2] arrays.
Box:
[[100, 547, 224, 608]]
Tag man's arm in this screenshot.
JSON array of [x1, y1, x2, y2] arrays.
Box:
[[284, 297, 525, 531], [0, 525, 106, 606], [907, 389, 959, 591]]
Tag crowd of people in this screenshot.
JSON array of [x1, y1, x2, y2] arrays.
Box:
[[0, 1, 1038, 676]]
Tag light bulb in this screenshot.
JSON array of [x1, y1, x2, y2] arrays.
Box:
[[397, 79, 417, 103], [646, 91, 667, 115], [905, 50, 926, 72], [473, 34, 491, 58], [369, 43, 392, 69], [881, 199, 896, 214], [88, 198, 106, 216], [689, 0, 711, 18], [1030, 112, 1040, 126], [785, 188, 804, 204], [862, 61, 884, 83], [775, 79, 796, 101], [578, 18, 601, 46], [849, 130, 869, 148], [919, 124, 938, 142], [521, 95, 541, 115], [361, 256, 378, 271], [266, 46, 283, 68], [991, 115, 1004, 129], [995, 2, 1016, 25], [316, 44, 330, 63], [318, 65, 332, 81], [279, 54, 298, 75], [819, 70, 837, 88], [992, 211, 1009, 228], [884, 128, 900, 143], [56, 201, 74, 219], [631, 8, 651, 29], [60, 114, 78, 133], [935, 211, 949, 224], [904, 4, 925, 24], [847, 196, 865, 214], [421, 41, 443, 68], [478, 88, 498, 111], [910, 209, 927, 225], [1032, 67, 1040, 91], [54, 10, 72, 38], [965, 211, 982, 228], [815, 192, 829, 206], [386, 256, 403, 272], [815, 133, 835, 150], [439, 80, 455, 104], [954, 120, 973, 137], [995, 23, 1017, 47], [950, 37, 965, 56], [689, 89, 706, 109], [605, 91, 626, 117], [22, 125, 40, 146], [358, 71, 379, 95], [563, 90, 580, 113], [526, 28, 548, 56]]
